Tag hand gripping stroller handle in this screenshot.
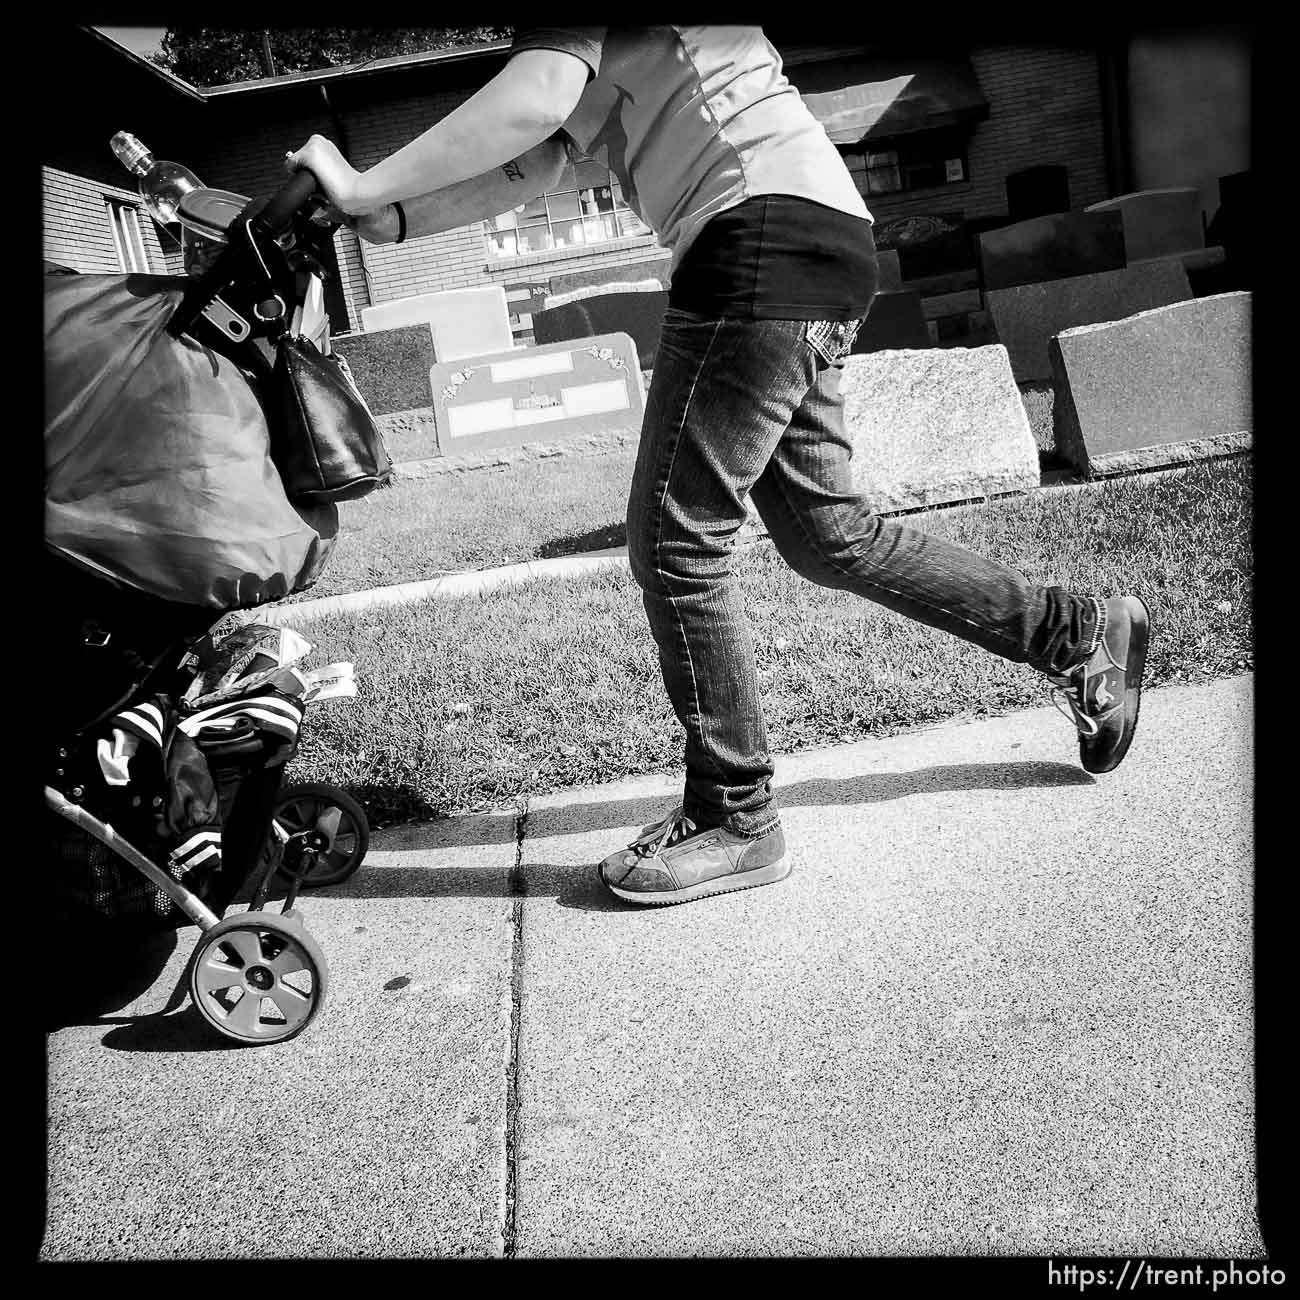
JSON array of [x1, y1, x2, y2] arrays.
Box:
[[257, 168, 322, 235], [167, 170, 321, 341]]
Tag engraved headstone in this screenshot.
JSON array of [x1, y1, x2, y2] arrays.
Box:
[[428, 331, 646, 457], [1049, 292, 1251, 476]]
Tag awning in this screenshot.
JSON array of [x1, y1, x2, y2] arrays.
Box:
[[787, 54, 989, 145]]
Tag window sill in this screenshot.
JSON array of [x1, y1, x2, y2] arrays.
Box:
[[483, 233, 662, 275]]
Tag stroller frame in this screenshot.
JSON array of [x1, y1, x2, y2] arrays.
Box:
[[45, 169, 361, 1046]]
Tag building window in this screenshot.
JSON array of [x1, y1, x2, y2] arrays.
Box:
[[841, 133, 970, 198], [485, 158, 652, 259], [105, 198, 150, 272]]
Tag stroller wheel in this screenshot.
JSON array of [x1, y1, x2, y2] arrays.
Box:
[[272, 783, 369, 888], [189, 912, 328, 1045]]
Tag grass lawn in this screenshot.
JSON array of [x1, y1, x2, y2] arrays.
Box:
[[279, 456, 1253, 825], [290, 382, 1061, 603]]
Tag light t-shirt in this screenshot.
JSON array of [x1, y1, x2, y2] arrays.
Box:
[[508, 26, 873, 272]]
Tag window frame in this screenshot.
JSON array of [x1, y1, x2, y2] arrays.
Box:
[[483, 159, 652, 261], [104, 196, 151, 273], [840, 128, 972, 200]]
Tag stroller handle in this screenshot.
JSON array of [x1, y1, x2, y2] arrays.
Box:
[[257, 168, 322, 235], [166, 169, 324, 341]]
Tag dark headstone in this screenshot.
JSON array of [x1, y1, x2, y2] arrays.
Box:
[[873, 212, 973, 279], [1050, 292, 1251, 476], [546, 254, 672, 299], [986, 260, 1193, 383], [978, 211, 1127, 293], [853, 291, 933, 353], [1206, 171, 1253, 289], [1006, 165, 1070, 221], [332, 324, 435, 416], [1085, 188, 1203, 261], [533, 290, 670, 370]]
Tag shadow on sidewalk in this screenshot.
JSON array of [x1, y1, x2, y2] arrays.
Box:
[[322, 759, 1092, 911]]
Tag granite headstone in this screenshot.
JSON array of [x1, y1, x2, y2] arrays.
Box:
[[838, 345, 1040, 512], [428, 331, 646, 457], [986, 260, 1193, 383], [332, 324, 436, 416], [1049, 292, 1251, 476], [978, 211, 1126, 292]]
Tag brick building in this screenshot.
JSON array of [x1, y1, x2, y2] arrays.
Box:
[[44, 26, 1248, 341]]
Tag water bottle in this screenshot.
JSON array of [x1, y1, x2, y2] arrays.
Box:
[[109, 131, 203, 226]]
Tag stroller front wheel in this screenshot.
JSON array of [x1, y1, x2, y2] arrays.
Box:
[[188, 911, 328, 1045]]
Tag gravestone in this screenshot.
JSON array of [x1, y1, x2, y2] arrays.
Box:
[[1049, 292, 1251, 476], [503, 280, 552, 344], [852, 291, 933, 353], [1205, 171, 1253, 292], [332, 324, 435, 416], [533, 290, 671, 370], [1084, 188, 1204, 262], [986, 260, 1193, 383], [428, 331, 646, 457], [1006, 165, 1070, 221], [547, 254, 672, 299], [876, 248, 902, 292], [360, 286, 514, 363], [838, 345, 1039, 512], [874, 212, 972, 279], [978, 211, 1126, 292]]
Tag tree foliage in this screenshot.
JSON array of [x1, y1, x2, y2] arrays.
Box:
[[153, 27, 513, 88]]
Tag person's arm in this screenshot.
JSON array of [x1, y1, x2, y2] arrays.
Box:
[[287, 49, 589, 217], [353, 135, 570, 245]]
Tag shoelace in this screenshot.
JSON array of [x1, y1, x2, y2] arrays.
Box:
[[628, 806, 697, 857], [1049, 672, 1100, 738]]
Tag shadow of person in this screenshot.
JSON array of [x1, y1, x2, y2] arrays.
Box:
[[521, 759, 1094, 843], [324, 760, 1092, 912]]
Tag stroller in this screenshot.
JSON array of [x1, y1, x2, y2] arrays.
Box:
[[45, 169, 375, 1045]]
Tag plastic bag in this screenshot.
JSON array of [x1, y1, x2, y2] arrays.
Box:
[[45, 271, 338, 610]]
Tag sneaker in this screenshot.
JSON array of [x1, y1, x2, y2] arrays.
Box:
[[1049, 594, 1151, 774], [598, 806, 789, 906]]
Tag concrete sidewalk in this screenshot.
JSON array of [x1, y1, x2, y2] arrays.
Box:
[[41, 676, 1259, 1260]]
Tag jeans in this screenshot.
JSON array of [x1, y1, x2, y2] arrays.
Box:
[[626, 307, 1101, 837]]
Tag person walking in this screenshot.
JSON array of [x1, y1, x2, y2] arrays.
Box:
[[288, 26, 1150, 908]]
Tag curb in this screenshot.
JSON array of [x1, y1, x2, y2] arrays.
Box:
[[255, 552, 633, 626], [256, 451, 1246, 629]]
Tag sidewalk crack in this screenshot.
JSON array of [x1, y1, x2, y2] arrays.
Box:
[[501, 795, 529, 1260]]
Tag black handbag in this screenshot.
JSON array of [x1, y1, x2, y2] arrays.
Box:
[[269, 334, 393, 504]]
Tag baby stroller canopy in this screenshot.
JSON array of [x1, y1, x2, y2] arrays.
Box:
[[45, 271, 337, 610]]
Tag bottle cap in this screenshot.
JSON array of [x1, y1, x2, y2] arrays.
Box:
[[110, 131, 152, 174]]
